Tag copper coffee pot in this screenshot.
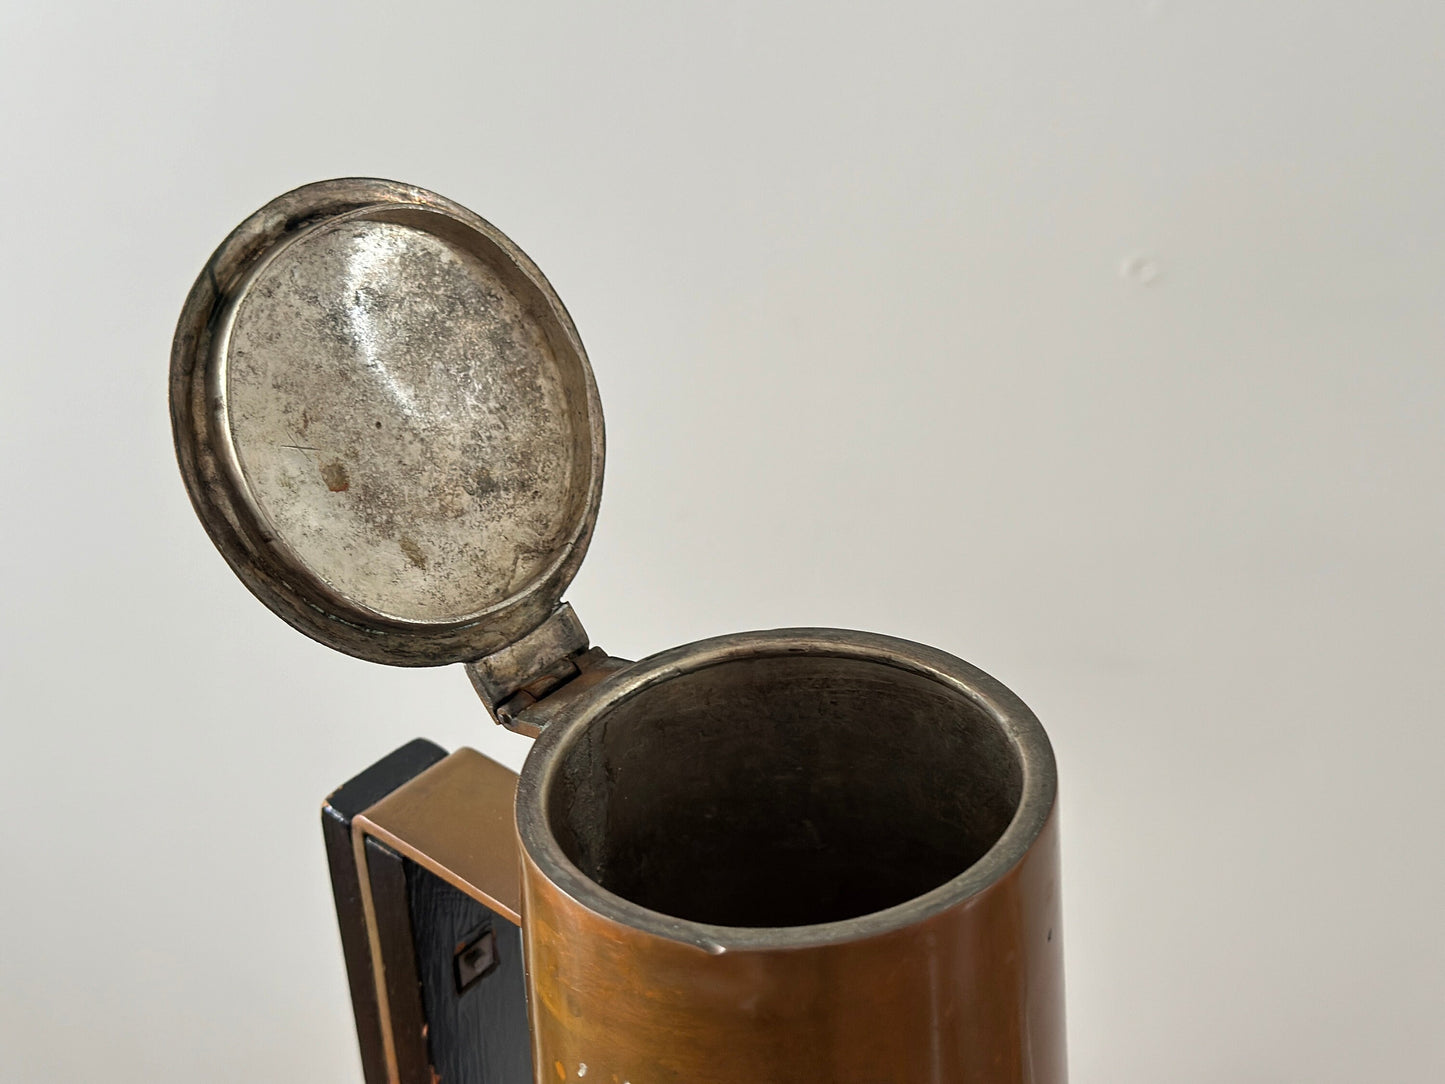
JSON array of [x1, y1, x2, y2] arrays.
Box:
[[171, 179, 1066, 1084]]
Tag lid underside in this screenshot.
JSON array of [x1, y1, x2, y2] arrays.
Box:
[[172, 180, 604, 665]]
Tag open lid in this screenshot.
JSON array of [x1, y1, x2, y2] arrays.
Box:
[[171, 179, 605, 666]]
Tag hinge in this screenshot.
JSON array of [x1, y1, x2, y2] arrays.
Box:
[[464, 604, 629, 737]]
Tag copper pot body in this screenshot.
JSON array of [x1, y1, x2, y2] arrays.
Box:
[[512, 629, 1066, 1084]]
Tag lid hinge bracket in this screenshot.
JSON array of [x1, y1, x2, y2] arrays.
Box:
[[464, 604, 628, 738]]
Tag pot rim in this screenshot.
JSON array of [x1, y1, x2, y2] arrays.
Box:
[[514, 627, 1057, 953]]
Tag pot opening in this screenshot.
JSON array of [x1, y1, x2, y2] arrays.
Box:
[[545, 653, 1024, 928]]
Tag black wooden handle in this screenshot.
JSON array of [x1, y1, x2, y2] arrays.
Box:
[[323, 741, 533, 1084]]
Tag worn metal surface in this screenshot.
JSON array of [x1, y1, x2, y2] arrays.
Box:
[[171, 179, 605, 665], [354, 748, 524, 924], [465, 603, 593, 716], [490, 647, 632, 737]]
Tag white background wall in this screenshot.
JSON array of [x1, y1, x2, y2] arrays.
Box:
[[2, 2, 1442, 1080]]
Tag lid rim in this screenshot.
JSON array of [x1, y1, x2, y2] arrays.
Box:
[[171, 178, 605, 666]]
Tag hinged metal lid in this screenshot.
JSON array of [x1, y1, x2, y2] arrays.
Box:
[[171, 179, 605, 666]]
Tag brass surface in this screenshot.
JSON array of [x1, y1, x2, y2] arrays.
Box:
[[522, 814, 1065, 1084], [349, 830, 400, 1084], [354, 748, 523, 923]]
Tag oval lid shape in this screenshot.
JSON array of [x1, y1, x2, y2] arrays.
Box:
[[171, 179, 605, 665]]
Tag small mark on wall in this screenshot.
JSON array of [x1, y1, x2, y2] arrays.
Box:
[[1119, 251, 1163, 287]]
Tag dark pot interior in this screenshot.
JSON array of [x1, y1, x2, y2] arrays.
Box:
[[545, 653, 1025, 928]]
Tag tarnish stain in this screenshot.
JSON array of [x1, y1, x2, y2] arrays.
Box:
[[321, 460, 350, 492], [399, 536, 428, 570], [225, 215, 593, 624]]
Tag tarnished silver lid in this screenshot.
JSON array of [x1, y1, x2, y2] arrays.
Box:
[[171, 179, 605, 665]]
